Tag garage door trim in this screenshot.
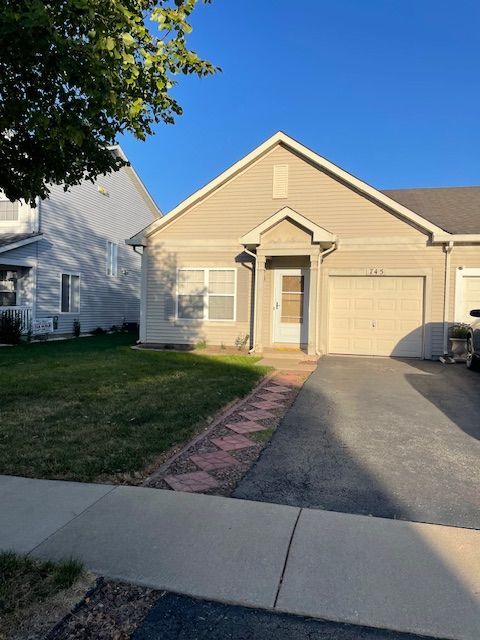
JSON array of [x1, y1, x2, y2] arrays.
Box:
[[323, 268, 433, 359]]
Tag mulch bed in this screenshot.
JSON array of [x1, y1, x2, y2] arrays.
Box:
[[47, 579, 161, 640]]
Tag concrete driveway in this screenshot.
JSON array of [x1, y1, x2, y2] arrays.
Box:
[[234, 356, 480, 529]]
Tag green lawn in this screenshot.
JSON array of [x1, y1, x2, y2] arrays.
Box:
[[0, 552, 83, 615], [0, 334, 267, 482], [0, 552, 83, 632]]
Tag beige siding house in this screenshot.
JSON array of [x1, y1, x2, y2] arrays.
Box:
[[128, 132, 480, 359]]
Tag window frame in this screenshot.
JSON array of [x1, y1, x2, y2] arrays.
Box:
[[175, 267, 237, 322], [59, 272, 81, 314], [106, 240, 118, 277], [0, 269, 19, 307]]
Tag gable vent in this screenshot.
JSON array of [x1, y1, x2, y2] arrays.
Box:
[[272, 164, 289, 199]]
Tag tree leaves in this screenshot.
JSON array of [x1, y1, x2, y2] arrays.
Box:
[[0, 0, 219, 204]]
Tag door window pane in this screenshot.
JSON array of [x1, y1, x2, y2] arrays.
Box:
[[282, 275, 304, 293], [281, 275, 304, 324]]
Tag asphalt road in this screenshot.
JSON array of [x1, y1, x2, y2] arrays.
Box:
[[133, 593, 431, 640]]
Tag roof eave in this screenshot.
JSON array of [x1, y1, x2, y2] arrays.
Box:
[[132, 131, 449, 243], [0, 233, 43, 254]]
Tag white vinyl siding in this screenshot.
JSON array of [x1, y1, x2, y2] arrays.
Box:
[[60, 274, 80, 313], [106, 241, 118, 276], [176, 268, 236, 321]]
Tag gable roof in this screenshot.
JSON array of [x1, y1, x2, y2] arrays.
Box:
[[127, 132, 479, 246], [108, 145, 161, 219], [382, 187, 480, 235], [240, 206, 336, 246], [0, 232, 43, 254]]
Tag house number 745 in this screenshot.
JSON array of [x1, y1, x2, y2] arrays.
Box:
[[367, 268, 384, 275]]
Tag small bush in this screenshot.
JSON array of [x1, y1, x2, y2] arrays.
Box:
[[235, 333, 249, 351], [195, 339, 207, 349], [110, 324, 120, 333], [450, 323, 469, 339], [91, 327, 106, 336], [0, 313, 23, 345], [73, 319, 81, 337]]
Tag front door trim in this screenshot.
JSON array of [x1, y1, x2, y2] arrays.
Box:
[[273, 268, 309, 345]]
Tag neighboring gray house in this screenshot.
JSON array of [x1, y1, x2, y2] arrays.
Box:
[[0, 146, 159, 336]]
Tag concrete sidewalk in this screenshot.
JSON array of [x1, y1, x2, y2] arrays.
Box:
[[1, 475, 479, 640]]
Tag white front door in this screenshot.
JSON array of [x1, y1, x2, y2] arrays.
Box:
[[273, 268, 309, 344]]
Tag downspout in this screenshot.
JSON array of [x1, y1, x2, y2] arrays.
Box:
[[132, 244, 146, 343], [443, 241, 454, 356], [244, 247, 257, 353], [315, 242, 337, 356]]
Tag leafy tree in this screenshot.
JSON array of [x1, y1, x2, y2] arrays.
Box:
[[0, 0, 217, 204]]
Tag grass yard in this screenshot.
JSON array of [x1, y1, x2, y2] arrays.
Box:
[[0, 552, 84, 639], [0, 334, 268, 482]]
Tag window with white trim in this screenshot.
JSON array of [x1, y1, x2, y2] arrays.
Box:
[[0, 270, 18, 306], [106, 241, 118, 276], [61, 274, 80, 312], [177, 268, 236, 321], [0, 191, 19, 221]]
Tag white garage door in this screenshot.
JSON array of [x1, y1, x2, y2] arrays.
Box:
[[458, 276, 480, 324], [328, 276, 425, 357]]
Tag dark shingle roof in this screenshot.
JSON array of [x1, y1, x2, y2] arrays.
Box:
[[0, 232, 42, 250], [382, 187, 480, 235]]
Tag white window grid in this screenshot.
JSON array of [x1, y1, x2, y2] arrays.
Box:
[[175, 268, 237, 322]]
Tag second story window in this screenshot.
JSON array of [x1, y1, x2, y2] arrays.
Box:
[[106, 241, 118, 276], [0, 192, 19, 221]]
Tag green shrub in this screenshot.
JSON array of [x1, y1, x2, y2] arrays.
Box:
[[73, 319, 81, 337], [0, 312, 23, 344], [91, 327, 106, 336], [450, 323, 469, 339]]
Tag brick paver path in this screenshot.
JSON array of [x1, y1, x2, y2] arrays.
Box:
[[164, 471, 220, 493], [210, 434, 254, 451], [226, 421, 268, 435], [190, 451, 239, 471], [160, 373, 307, 494]]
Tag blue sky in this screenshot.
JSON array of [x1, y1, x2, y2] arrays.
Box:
[[121, 0, 480, 213]]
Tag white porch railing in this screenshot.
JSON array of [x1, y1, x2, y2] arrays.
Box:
[[0, 306, 32, 333]]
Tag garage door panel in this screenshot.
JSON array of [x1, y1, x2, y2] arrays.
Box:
[[355, 279, 375, 290], [354, 299, 373, 311], [329, 276, 424, 357], [460, 277, 480, 323], [378, 299, 396, 311]]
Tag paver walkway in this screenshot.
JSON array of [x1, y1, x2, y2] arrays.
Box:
[[159, 375, 300, 494], [1, 475, 479, 640]]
